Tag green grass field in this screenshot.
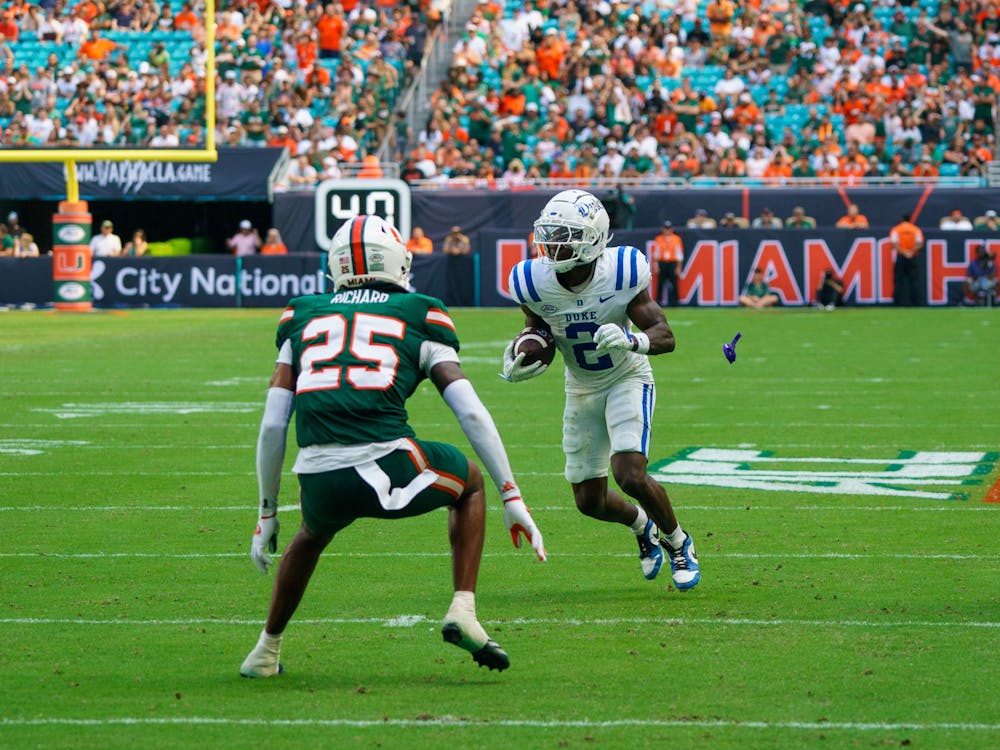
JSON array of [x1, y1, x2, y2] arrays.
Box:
[[1, 306, 998, 750]]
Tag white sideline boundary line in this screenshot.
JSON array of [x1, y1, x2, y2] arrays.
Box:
[[2, 551, 996, 561], [0, 471, 258, 477], [2, 615, 997, 629], [0, 471, 563, 477], [0, 716, 997, 732], [0, 504, 995, 513]]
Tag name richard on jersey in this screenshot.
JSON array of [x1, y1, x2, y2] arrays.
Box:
[[331, 288, 391, 304]]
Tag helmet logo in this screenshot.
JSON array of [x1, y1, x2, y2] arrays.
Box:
[[369, 252, 385, 271], [577, 198, 600, 218]]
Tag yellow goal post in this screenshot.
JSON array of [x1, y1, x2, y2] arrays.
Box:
[[0, 0, 218, 202]]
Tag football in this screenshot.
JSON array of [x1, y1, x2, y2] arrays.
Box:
[[513, 326, 557, 367]]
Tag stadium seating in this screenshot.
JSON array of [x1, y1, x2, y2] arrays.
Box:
[[424, 0, 994, 186], [0, 1, 425, 170]]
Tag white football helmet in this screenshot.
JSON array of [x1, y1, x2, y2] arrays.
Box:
[[328, 215, 412, 290], [533, 189, 611, 272]]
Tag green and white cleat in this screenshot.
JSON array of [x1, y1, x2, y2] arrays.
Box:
[[441, 617, 510, 671]]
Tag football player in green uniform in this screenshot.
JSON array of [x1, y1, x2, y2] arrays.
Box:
[[241, 215, 545, 677]]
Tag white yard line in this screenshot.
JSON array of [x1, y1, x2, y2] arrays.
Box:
[[0, 504, 995, 513], [1, 615, 996, 629], [0, 716, 997, 732], [1, 551, 995, 561]]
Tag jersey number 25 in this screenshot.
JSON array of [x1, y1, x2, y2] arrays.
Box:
[[297, 312, 404, 393]]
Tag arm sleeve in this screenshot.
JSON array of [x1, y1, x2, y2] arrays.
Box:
[[256, 387, 294, 506], [441, 378, 519, 498], [277, 338, 293, 365], [419, 340, 460, 375]]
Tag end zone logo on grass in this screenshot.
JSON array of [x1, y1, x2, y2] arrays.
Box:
[[649, 448, 999, 502]]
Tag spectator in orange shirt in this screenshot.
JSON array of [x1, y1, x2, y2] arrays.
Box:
[[651, 221, 684, 306], [890, 213, 924, 306], [732, 92, 759, 128], [261, 228, 289, 255], [296, 32, 317, 72], [316, 3, 346, 59], [762, 155, 792, 182], [535, 28, 565, 79], [837, 143, 869, 180], [719, 147, 746, 177], [547, 104, 570, 143], [477, 0, 501, 21], [835, 203, 870, 228], [357, 153, 384, 178], [547, 157, 574, 179], [902, 63, 927, 90], [669, 142, 700, 177], [305, 64, 331, 90], [215, 11, 242, 40], [499, 87, 526, 117], [173, 1, 199, 31], [0, 9, 18, 41], [706, 0, 735, 39], [912, 154, 940, 178], [267, 124, 297, 150], [406, 226, 433, 254], [79, 29, 116, 62], [75, 0, 100, 23]]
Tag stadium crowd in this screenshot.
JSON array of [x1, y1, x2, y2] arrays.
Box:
[[0, 0, 438, 172], [0, 0, 996, 191], [402, 0, 999, 186]]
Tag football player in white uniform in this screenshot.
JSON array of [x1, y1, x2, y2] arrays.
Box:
[[502, 189, 700, 590]]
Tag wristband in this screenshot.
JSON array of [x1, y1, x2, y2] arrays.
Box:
[[630, 331, 650, 354], [500, 482, 522, 503]]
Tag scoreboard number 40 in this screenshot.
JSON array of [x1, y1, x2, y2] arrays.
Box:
[[314, 178, 413, 249]]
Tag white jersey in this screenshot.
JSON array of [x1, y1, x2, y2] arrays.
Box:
[[509, 245, 653, 393]]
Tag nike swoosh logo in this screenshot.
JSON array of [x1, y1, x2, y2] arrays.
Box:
[[599, 295, 615, 303]]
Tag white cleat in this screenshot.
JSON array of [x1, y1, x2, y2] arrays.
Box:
[[664, 532, 701, 591]]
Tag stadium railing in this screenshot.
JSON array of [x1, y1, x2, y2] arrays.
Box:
[[402, 174, 987, 190]]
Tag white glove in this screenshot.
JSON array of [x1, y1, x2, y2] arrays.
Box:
[[593, 324, 633, 354], [501, 488, 546, 562], [250, 499, 280, 574], [500, 340, 548, 383]]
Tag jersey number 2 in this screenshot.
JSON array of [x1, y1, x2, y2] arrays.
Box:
[[565, 322, 613, 371], [297, 313, 405, 393]]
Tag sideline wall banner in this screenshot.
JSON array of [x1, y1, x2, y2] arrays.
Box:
[[277, 187, 1000, 258], [0, 257, 53, 305], [1, 234, 990, 308], [0, 254, 467, 308], [476, 228, 997, 307], [0, 148, 286, 201]]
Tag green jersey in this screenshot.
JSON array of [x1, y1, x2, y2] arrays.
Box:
[[276, 286, 460, 448]]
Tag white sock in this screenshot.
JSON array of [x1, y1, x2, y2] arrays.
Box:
[[257, 628, 282, 652], [629, 507, 650, 535], [444, 591, 487, 649], [663, 525, 687, 549], [446, 590, 477, 621]]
